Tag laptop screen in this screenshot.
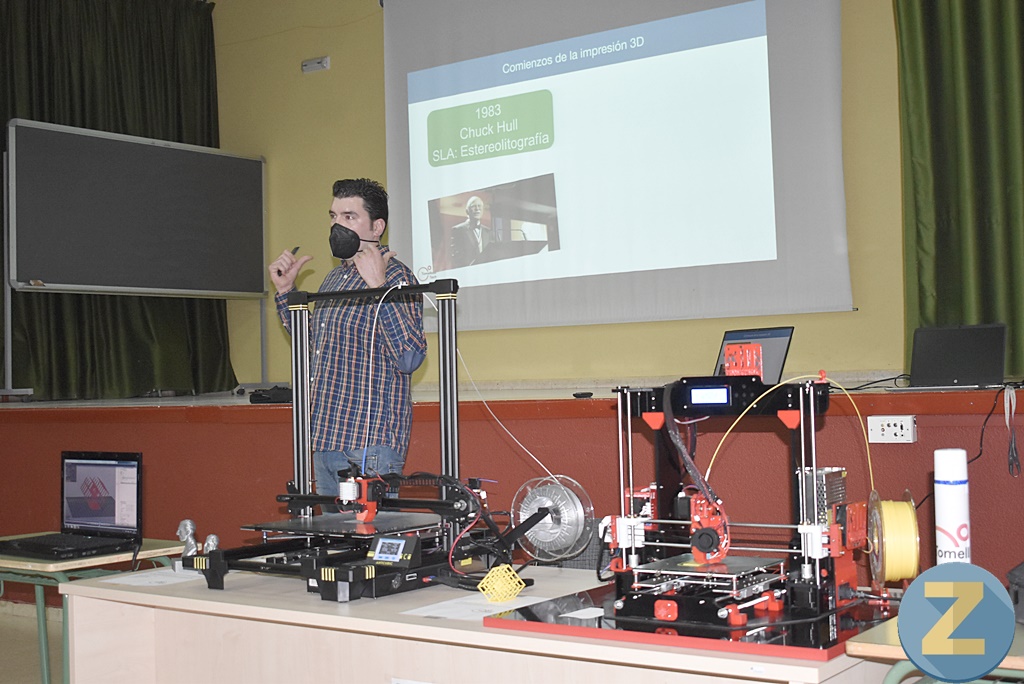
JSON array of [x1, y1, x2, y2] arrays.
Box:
[[61, 451, 142, 539], [713, 326, 794, 386], [909, 324, 1006, 387]]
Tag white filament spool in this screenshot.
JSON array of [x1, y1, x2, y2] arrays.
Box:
[[934, 448, 971, 564]]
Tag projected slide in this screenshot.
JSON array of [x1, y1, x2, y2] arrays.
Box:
[[407, 0, 775, 289]]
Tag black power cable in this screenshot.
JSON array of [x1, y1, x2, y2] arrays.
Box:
[[917, 387, 1007, 510]]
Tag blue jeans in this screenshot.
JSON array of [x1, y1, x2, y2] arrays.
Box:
[[314, 445, 404, 513]]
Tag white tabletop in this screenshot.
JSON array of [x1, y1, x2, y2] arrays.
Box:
[[61, 565, 870, 682]]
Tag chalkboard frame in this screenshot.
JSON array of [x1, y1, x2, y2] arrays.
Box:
[[5, 119, 266, 298]]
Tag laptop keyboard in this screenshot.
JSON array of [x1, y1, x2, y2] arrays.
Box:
[[25, 533, 122, 550]]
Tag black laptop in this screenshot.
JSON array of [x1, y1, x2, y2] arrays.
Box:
[[713, 326, 795, 385], [888, 323, 1007, 391], [0, 451, 142, 561]]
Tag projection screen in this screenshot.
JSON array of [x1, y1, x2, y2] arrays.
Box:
[[384, 0, 852, 330]]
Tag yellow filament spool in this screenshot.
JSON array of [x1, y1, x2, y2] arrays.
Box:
[[867, 489, 920, 583]]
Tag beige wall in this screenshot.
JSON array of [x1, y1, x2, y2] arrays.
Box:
[[213, 0, 904, 392]]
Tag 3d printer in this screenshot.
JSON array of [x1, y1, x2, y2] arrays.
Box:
[[185, 279, 595, 601], [596, 373, 916, 651]]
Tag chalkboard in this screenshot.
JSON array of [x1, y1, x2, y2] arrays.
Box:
[[5, 119, 265, 298]]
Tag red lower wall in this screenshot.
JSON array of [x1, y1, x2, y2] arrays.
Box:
[[2, 390, 1021, 606]]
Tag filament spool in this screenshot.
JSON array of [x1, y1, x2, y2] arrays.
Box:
[[512, 475, 594, 562], [867, 489, 920, 583]]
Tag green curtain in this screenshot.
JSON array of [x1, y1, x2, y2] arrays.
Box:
[[896, 0, 1024, 376], [0, 0, 237, 399]]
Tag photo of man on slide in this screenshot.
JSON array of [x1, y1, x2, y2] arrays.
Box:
[[427, 174, 560, 274], [449, 195, 493, 268]]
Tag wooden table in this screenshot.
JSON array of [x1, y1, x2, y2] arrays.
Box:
[[0, 535, 183, 684], [61, 565, 890, 683], [845, 617, 1024, 683]]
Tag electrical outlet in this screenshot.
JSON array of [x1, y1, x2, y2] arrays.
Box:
[[867, 415, 918, 443]]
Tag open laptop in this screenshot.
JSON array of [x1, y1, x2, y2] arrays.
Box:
[[0, 451, 142, 561], [888, 323, 1007, 391], [713, 326, 794, 386]]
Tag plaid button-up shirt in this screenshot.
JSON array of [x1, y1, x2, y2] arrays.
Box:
[[276, 249, 426, 454]]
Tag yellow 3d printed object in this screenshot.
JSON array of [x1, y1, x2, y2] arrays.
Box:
[[477, 564, 526, 602]]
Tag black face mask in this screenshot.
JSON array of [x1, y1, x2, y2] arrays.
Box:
[[329, 223, 378, 260]]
